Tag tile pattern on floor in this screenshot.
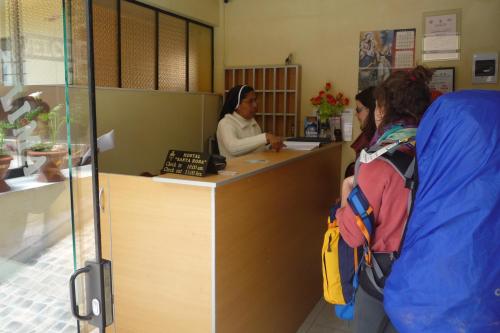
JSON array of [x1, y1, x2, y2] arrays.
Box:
[[297, 298, 352, 333], [2, 223, 351, 333], [0, 229, 94, 333]]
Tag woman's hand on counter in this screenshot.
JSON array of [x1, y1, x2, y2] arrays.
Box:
[[266, 133, 285, 152]]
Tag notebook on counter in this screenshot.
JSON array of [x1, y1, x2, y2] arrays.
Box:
[[283, 141, 320, 151]]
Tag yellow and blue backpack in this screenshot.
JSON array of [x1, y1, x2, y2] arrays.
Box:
[[321, 204, 364, 320]]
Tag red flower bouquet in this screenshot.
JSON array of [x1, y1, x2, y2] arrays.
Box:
[[310, 82, 349, 121]]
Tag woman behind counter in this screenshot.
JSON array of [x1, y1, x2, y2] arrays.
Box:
[[217, 85, 284, 159]]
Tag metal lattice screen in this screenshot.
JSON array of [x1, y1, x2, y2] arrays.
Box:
[[1, 0, 213, 92], [188, 23, 212, 93], [70, 0, 213, 92], [158, 14, 186, 92], [93, 0, 119, 88], [120, 0, 155, 89]]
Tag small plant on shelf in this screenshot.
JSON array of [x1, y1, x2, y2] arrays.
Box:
[[0, 121, 15, 157], [28, 103, 65, 152], [12, 93, 68, 183]]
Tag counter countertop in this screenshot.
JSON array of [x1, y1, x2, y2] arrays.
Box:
[[153, 143, 342, 188]]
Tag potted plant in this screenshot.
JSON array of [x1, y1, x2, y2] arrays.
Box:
[[11, 93, 50, 137], [310, 82, 350, 139], [26, 103, 67, 182], [0, 121, 15, 192]]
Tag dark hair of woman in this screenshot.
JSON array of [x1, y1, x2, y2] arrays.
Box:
[[374, 65, 434, 129], [355, 86, 376, 139], [219, 85, 255, 120]]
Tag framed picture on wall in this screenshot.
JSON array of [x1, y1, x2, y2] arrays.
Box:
[[422, 9, 461, 61], [429, 67, 455, 93], [358, 28, 416, 91]]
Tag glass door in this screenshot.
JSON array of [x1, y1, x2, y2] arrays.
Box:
[[0, 1, 112, 332]]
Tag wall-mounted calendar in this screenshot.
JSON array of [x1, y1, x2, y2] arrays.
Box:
[[358, 28, 416, 91]]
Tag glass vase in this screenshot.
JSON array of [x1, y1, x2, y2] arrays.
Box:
[[329, 116, 342, 141], [318, 118, 331, 139]]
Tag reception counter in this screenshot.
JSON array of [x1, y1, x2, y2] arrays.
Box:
[[100, 142, 342, 332]]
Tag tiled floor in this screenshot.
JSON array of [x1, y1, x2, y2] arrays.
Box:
[[1, 223, 349, 333], [0, 229, 96, 333], [297, 299, 353, 333]]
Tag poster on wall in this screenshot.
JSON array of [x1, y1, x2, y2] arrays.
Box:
[[358, 28, 416, 91], [422, 9, 461, 61], [429, 67, 455, 93]]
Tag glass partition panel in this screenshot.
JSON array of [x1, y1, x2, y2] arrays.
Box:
[[0, 1, 107, 332]]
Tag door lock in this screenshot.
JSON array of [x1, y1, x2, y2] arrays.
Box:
[[92, 298, 100, 316]]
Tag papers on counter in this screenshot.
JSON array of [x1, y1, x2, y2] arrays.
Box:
[[245, 159, 269, 164], [217, 170, 238, 176], [81, 129, 115, 165], [283, 141, 320, 151]]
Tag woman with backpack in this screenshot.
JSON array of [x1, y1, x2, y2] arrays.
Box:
[[336, 66, 433, 333]]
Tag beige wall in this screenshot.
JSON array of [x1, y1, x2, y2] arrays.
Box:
[[220, 0, 500, 179]]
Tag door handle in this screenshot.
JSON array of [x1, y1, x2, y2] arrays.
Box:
[[69, 266, 92, 321], [68, 260, 114, 328]]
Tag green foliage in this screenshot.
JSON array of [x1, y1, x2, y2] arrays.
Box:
[[29, 143, 54, 152], [13, 105, 44, 128], [318, 102, 344, 121], [43, 104, 64, 148], [27, 103, 65, 152], [0, 121, 15, 156]]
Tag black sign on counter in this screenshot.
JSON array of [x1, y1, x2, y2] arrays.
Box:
[[161, 150, 209, 177]]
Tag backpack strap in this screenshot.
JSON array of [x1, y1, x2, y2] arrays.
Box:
[[347, 186, 375, 266], [347, 185, 386, 297], [365, 260, 384, 295], [348, 137, 417, 294], [368, 150, 417, 258], [396, 152, 418, 256]]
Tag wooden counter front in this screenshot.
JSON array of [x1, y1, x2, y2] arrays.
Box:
[[101, 143, 341, 332]]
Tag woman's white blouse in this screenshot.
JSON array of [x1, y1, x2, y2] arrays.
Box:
[[216, 112, 267, 159]]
